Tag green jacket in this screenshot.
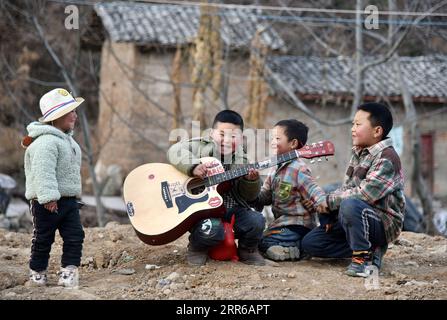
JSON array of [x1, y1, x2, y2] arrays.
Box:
[[24, 122, 82, 204], [166, 137, 261, 208]]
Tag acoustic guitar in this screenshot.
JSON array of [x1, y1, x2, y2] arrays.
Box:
[[123, 140, 335, 245]]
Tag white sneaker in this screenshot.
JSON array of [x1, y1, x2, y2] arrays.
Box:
[[57, 265, 79, 289], [29, 269, 47, 286]]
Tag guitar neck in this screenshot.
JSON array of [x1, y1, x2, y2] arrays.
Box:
[[204, 150, 299, 187]]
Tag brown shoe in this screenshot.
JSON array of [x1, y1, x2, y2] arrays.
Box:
[[187, 245, 208, 266], [238, 246, 266, 266]]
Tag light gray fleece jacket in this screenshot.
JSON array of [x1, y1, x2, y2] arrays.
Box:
[[24, 122, 82, 204]]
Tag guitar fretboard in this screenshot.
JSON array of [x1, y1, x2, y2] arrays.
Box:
[[204, 150, 298, 187]]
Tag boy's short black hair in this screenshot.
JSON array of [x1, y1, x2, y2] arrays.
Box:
[[357, 102, 393, 139], [212, 110, 244, 130], [275, 119, 308, 148]]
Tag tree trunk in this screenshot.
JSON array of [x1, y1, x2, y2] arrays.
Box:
[[351, 0, 364, 117], [393, 57, 436, 235], [191, 3, 222, 126], [388, 0, 436, 235], [244, 30, 269, 129], [171, 45, 183, 131]]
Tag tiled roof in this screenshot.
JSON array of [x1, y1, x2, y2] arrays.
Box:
[[266, 55, 447, 98], [94, 2, 286, 50]]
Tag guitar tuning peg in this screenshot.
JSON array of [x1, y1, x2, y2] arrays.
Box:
[[317, 158, 322, 162], [310, 159, 315, 164], [325, 156, 329, 161]]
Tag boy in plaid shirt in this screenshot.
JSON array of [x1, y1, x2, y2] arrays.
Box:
[[254, 119, 326, 261], [302, 102, 405, 277]]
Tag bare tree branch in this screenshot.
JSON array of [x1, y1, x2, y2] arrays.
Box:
[[277, 0, 344, 56], [361, 0, 447, 72]]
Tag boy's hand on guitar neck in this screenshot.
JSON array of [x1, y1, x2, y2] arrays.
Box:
[[192, 164, 208, 179], [192, 164, 259, 181], [244, 168, 259, 181]]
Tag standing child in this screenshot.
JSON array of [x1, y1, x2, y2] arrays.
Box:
[[167, 110, 266, 266], [23, 88, 85, 288], [254, 120, 326, 261], [302, 102, 405, 277]]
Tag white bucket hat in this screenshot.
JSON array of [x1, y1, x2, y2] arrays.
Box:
[[38, 88, 84, 123]]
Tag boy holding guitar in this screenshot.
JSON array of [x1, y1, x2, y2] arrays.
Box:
[[253, 120, 327, 262], [167, 110, 266, 266]]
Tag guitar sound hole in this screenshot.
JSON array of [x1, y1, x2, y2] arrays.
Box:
[[187, 179, 206, 195]]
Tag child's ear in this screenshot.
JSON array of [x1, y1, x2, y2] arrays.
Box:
[[374, 126, 384, 139], [290, 139, 299, 149]]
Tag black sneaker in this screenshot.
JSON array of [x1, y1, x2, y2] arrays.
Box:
[[186, 245, 208, 266], [238, 246, 266, 266]]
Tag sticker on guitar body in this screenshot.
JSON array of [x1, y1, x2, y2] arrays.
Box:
[[208, 197, 222, 207], [168, 181, 185, 197], [204, 159, 225, 176]]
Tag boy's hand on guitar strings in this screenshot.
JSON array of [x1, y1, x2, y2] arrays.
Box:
[[192, 163, 208, 179], [244, 168, 259, 181]]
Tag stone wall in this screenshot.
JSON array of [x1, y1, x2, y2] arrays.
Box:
[[96, 40, 138, 176]]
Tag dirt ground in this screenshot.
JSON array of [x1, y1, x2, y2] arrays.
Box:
[[0, 222, 446, 300]]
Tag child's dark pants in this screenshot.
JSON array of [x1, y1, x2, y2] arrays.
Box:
[[302, 199, 387, 258], [29, 197, 85, 272]]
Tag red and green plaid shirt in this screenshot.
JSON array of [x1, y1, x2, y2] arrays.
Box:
[[257, 159, 326, 229], [327, 138, 406, 243]]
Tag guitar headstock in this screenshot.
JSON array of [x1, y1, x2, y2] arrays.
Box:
[[297, 140, 335, 159]]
